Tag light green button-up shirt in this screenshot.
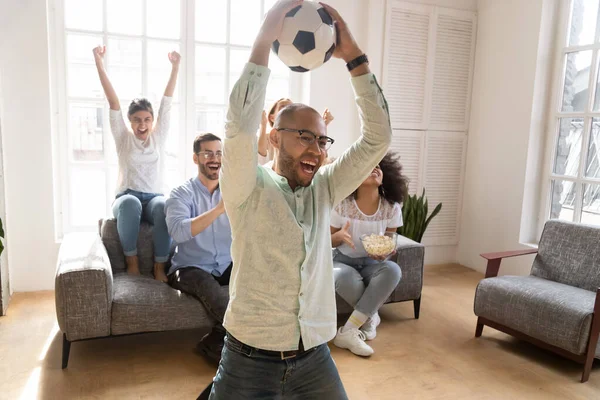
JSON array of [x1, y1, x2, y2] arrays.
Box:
[[221, 62, 392, 351]]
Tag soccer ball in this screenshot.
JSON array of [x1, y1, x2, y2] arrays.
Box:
[[272, 1, 336, 72]]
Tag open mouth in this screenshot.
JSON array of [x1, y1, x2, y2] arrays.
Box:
[[137, 128, 149, 136], [299, 159, 318, 176], [207, 163, 221, 172]]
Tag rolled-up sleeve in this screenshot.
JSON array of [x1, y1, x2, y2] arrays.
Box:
[[220, 63, 271, 209], [165, 189, 193, 244], [326, 73, 392, 206]]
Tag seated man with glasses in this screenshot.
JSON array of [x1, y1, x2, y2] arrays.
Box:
[[165, 133, 232, 364]]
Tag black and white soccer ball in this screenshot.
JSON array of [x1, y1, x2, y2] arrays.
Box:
[[272, 1, 336, 72]]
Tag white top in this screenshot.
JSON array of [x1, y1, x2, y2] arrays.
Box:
[[258, 141, 275, 165], [109, 96, 172, 195], [258, 154, 270, 165], [331, 197, 403, 258], [220, 63, 392, 351]]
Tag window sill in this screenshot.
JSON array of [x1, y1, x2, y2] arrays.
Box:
[[519, 242, 539, 250]]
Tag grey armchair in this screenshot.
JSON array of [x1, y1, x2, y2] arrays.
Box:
[[473, 220, 600, 382], [335, 235, 425, 319]]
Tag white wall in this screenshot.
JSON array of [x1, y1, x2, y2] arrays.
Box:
[[0, 73, 11, 313], [457, 0, 559, 275], [0, 0, 60, 292]]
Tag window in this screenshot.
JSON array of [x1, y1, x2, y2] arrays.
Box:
[[545, 0, 600, 227], [53, 0, 300, 234]]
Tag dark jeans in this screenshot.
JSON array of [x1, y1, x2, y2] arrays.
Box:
[[209, 335, 348, 399], [168, 265, 232, 324]]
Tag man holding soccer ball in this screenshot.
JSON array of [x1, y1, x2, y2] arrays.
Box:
[[211, 0, 392, 398]]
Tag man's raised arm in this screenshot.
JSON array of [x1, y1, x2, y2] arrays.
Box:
[[320, 3, 392, 206], [220, 0, 303, 209]]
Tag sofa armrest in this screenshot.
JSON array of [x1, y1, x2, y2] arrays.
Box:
[[479, 249, 538, 278], [391, 235, 425, 302], [55, 233, 113, 341]]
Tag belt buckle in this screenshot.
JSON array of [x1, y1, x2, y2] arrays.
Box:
[[280, 351, 297, 360]]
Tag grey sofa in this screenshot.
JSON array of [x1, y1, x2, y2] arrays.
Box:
[[55, 219, 424, 368], [474, 220, 600, 382]]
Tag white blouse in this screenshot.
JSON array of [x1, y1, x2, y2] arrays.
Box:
[[331, 196, 403, 258], [109, 96, 172, 195]]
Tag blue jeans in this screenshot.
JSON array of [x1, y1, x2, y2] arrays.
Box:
[[112, 189, 170, 263], [333, 251, 402, 316], [209, 335, 348, 400]]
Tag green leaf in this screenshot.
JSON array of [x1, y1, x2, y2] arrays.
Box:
[[0, 218, 4, 238], [0, 239, 4, 256], [402, 195, 411, 222], [420, 203, 443, 242], [406, 217, 416, 241], [409, 204, 419, 240], [417, 194, 426, 238]]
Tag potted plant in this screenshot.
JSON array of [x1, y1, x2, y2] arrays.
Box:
[[397, 189, 442, 243]]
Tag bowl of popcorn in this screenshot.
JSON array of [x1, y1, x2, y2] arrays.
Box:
[[360, 232, 398, 258]]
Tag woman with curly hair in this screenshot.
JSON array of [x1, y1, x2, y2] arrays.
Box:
[[330, 151, 408, 357]]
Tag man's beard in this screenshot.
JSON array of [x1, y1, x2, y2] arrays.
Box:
[[199, 163, 219, 180], [279, 142, 313, 188]]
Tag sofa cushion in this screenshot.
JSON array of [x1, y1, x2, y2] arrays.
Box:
[[111, 274, 212, 335], [474, 275, 598, 356], [531, 220, 600, 292]]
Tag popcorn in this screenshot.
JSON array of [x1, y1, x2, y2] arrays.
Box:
[[361, 234, 396, 257]]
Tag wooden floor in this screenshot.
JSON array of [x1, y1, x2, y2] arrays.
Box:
[[0, 264, 598, 399]]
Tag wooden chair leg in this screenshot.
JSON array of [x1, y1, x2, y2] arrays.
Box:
[[62, 333, 72, 369], [413, 297, 421, 319], [475, 317, 484, 337], [581, 288, 600, 382], [582, 357, 595, 383]]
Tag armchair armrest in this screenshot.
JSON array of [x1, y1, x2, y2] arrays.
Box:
[[55, 233, 113, 341], [391, 235, 425, 302], [479, 248, 538, 278]]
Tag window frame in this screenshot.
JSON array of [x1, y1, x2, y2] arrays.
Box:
[[49, 0, 304, 237], [540, 0, 600, 234]]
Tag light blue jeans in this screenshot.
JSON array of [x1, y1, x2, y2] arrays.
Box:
[[209, 334, 348, 399], [112, 189, 170, 263], [333, 251, 402, 316]]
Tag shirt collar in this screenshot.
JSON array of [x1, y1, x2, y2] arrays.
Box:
[[193, 176, 220, 196], [262, 166, 298, 194]]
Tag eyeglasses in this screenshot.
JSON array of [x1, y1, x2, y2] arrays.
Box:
[[196, 151, 223, 160], [276, 128, 335, 151]]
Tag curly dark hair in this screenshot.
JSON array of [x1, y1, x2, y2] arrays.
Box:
[[353, 151, 409, 205]]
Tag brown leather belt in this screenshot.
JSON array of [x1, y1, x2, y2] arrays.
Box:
[[226, 333, 313, 360]]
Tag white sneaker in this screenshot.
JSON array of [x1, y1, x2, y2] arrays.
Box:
[[361, 312, 381, 341], [333, 327, 374, 356]]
